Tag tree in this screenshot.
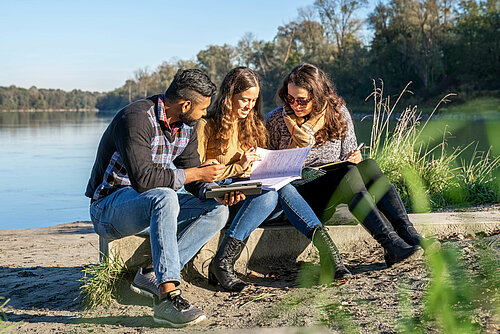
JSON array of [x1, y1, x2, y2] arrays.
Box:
[[314, 0, 368, 66], [368, 0, 458, 96], [236, 32, 258, 68], [197, 44, 236, 85], [447, 0, 500, 90], [134, 67, 152, 98]]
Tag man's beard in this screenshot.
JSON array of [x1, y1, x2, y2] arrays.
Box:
[[179, 110, 199, 127]]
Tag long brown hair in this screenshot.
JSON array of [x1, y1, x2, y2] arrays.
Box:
[[208, 67, 267, 153], [277, 63, 348, 146]]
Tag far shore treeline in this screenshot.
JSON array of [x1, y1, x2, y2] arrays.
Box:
[[0, 86, 101, 112], [1, 0, 498, 113]]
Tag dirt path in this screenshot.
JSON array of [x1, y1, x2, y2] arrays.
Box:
[[1, 220, 499, 333]]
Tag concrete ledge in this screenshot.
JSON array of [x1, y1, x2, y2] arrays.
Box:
[[99, 206, 500, 276]]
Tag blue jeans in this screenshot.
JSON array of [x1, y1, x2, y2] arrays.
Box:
[[226, 183, 322, 241], [90, 186, 228, 286]]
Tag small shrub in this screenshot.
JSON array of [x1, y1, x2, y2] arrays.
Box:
[[79, 252, 126, 309]]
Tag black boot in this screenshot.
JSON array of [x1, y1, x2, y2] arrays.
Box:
[[208, 235, 248, 292], [377, 185, 423, 246], [312, 226, 352, 283], [351, 192, 420, 267]]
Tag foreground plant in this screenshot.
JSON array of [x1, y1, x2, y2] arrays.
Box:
[[0, 297, 21, 333], [79, 252, 126, 309], [396, 236, 500, 333], [366, 80, 499, 210], [456, 147, 500, 205]]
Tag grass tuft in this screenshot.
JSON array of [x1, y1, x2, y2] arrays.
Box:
[[79, 252, 126, 309], [366, 80, 499, 210]]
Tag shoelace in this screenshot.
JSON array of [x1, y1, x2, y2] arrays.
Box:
[[168, 290, 191, 311]]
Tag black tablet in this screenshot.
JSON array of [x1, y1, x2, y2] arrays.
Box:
[[205, 182, 262, 199]]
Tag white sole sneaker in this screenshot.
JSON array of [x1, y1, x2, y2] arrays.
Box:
[[130, 283, 155, 298], [153, 314, 206, 327]]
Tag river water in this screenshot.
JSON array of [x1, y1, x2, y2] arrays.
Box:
[[0, 112, 113, 229], [0, 110, 498, 229]]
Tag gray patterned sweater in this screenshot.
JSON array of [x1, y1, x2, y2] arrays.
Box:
[[265, 106, 358, 167]]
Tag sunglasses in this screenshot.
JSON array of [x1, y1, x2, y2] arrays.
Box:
[[286, 95, 312, 106]]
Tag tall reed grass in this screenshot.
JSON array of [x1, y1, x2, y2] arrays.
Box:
[[366, 80, 499, 211]]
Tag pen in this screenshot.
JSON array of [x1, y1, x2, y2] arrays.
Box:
[[356, 142, 364, 151]]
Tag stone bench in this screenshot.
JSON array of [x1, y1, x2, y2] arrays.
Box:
[[99, 205, 500, 277]]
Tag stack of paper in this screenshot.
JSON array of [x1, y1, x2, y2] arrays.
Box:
[[233, 147, 311, 191]]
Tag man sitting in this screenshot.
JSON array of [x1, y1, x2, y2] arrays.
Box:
[[86, 69, 231, 327]]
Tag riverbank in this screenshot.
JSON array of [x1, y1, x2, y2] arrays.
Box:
[[1, 206, 499, 333]]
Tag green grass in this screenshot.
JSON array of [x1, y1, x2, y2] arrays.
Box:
[[395, 238, 500, 333], [366, 81, 499, 211], [440, 97, 500, 114], [79, 252, 126, 309], [0, 297, 21, 333]]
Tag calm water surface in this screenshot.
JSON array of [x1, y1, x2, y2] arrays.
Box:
[[0, 111, 114, 229], [0, 110, 498, 230]]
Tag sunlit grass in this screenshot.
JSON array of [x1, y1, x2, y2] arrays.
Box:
[[365, 80, 499, 210], [440, 97, 500, 114], [290, 232, 499, 333], [79, 252, 126, 309]]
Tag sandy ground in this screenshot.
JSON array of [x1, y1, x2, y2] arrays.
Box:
[[1, 215, 499, 333]]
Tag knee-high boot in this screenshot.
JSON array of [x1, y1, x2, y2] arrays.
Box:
[[312, 226, 352, 283], [208, 235, 248, 292], [377, 185, 422, 246], [350, 192, 420, 267]]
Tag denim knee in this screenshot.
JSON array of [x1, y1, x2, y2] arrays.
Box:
[[256, 190, 279, 210], [209, 203, 230, 231], [278, 183, 299, 198], [146, 187, 178, 206], [145, 187, 180, 221]]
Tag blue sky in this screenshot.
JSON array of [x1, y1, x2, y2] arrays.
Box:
[[0, 0, 376, 92]]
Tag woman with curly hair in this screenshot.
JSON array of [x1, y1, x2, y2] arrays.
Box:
[[266, 63, 423, 267], [197, 67, 351, 292]]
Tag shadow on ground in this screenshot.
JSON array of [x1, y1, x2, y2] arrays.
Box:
[[0, 266, 83, 311]]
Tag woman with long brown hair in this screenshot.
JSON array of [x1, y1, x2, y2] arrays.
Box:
[[197, 66, 351, 292], [266, 63, 423, 267]]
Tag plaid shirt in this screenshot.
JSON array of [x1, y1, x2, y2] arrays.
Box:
[[92, 95, 194, 201]]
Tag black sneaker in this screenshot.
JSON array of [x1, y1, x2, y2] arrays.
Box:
[[153, 289, 206, 327], [130, 267, 159, 298]]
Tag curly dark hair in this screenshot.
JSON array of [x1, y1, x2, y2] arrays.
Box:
[[207, 67, 267, 153], [277, 63, 348, 146]]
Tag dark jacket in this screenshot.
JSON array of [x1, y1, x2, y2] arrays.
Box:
[[85, 95, 204, 200]]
